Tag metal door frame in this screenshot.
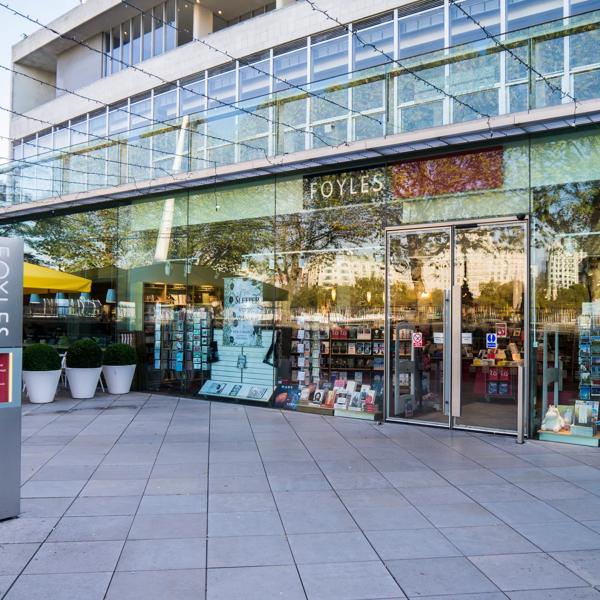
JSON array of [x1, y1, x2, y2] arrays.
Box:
[[384, 216, 529, 437]]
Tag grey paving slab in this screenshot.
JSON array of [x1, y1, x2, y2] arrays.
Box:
[[3, 572, 112, 600], [20, 480, 87, 499], [365, 529, 461, 560], [117, 538, 206, 571], [66, 496, 140, 517], [80, 479, 147, 497], [207, 565, 305, 600], [482, 499, 573, 526], [128, 513, 207, 540], [106, 569, 206, 600], [288, 531, 379, 564], [208, 510, 284, 537], [137, 493, 207, 514], [208, 535, 293, 568], [440, 524, 539, 556], [386, 556, 499, 597], [0, 518, 57, 543], [506, 588, 600, 599], [24, 540, 123, 575], [418, 502, 501, 528], [0, 575, 16, 598], [279, 508, 359, 535], [470, 552, 589, 591], [550, 549, 600, 586], [30, 464, 97, 481], [48, 516, 133, 542], [299, 561, 404, 600], [19, 497, 72, 518], [517, 522, 600, 552], [337, 489, 409, 511], [0, 544, 39, 576], [400, 485, 472, 506], [209, 492, 276, 513], [350, 505, 432, 531], [145, 477, 207, 495]]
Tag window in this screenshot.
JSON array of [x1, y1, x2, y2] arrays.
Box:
[[130, 96, 152, 129], [177, 0, 194, 46], [142, 12, 153, 60], [240, 56, 271, 100], [154, 5, 164, 56], [353, 15, 394, 71], [181, 78, 206, 115], [312, 32, 349, 82], [108, 104, 129, 134], [154, 88, 178, 121], [507, 0, 563, 31], [111, 26, 121, 74], [122, 21, 131, 67], [451, 0, 500, 46], [399, 5, 445, 58], [273, 43, 308, 91], [132, 16, 141, 65], [165, 0, 176, 51], [207, 66, 236, 109]]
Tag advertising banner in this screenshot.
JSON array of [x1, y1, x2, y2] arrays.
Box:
[[223, 277, 264, 347]]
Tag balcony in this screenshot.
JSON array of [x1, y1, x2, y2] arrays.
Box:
[[2, 9, 600, 208]]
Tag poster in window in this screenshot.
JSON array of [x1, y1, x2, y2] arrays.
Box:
[[223, 277, 264, 347]]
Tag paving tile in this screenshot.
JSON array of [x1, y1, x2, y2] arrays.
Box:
[[209, 475, 271, 493], [0, 518, 57, 543], [410, 595, 506, 600], [80, 479, 147, 497], [92, 465, 153, 480], [208, 535, 292, 568], [24, 541, 123, 575], [366, 529, 461, 560], [273, 491, 344, 512], [48, 516, 133, 542], [482, 500, 572, 526], [106, 569, 205, 600], [128, 513, 207, 540], [0, 575, 16, 597], [208, 510, 284, 537], [460, 483, 534, 503], [4, 572, 112, 600], [516, 481, 596, 500], [279, 508, 359, 535], [288, 531, 378, 564], [209, 492, 276, 513], [137, 494, 207, 514], [350, 505, 431, 531], [117, 538, 206, 571], [470, 553, 588, 591], [438, 469, 506, 486], [386, 556, 498, 597], [441, 524, 538, 556], [400, 485, 472, 506], [418, 503, 500, 528], [0, 544, 39, 576], [550, 549, 600, 586], [299, 560, 403, 600], [517, 522, 600, 552], [507, 590, 600, 599], [383, 469, 448, 488], [31, 465, 97, 481], [337, 489, 409, 511], [207, 565, 305, 600], [20, 480, 87, 499], [19, 498, 72, 518], [66, 496, 140, 517]]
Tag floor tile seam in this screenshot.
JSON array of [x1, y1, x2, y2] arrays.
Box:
[[4, 395, 146, 599], [102, 394, 181, 600], [242, 406, 310, 600], [279, 409, 411, 600], [20, 399, 89, 484]]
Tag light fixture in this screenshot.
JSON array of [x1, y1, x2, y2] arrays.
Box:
[[331, 288, 336, 302], [366, 291, 372, 303], [29, 293, 41, 304], [106, 289, 117, 304], [218, 9, 223, 14]]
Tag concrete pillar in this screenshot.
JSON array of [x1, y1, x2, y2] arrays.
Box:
[[276, 0, 295, 7], [193, 2, 214, 39]]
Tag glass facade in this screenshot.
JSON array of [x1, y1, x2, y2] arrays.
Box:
[[5, 125, 600, 444], [5, 8, 600, 206]]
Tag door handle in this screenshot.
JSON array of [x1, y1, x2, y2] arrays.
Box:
[[451, 284, 462, 418]]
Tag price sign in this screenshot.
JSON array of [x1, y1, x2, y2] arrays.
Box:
[[412, 332, 424, 348]]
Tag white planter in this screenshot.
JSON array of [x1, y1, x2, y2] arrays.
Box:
[[23, 369, 61, 404], [66, 367, 102, 399], [102, 364, 136, 395]]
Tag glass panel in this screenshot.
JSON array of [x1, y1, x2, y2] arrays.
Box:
[[574, 69, 600, 100], [273, 46, 308, 91], [399, 6, 445, 59], [400, 100, 444, 132], [177, 0, 194, 46], [207, 68, 236, 109], [130, 97, 152, 129], [70, 119, 88, 146], [108, 105, 129, 134], [122, 21, 131, 67], [387, 228, 450, 423], [111, 26, 121, 74], [507, 0, 563, 32], [142, 12, 153, 60], [240, 59, 270, 100], [454, 222, 525, 431], [353, 19, 394, 70], [165, 0, 176, 51], [53, 127, 69, 150], [154, 89, 178, 121], [312, 35, 349, 82], [154, 4, 164, 56], [451, 0, 500, 46], [534, 37, 564, 74], [508, 82, 529, 111], [103, 32, 111, 76], [89, 112, 107, 139], [181, 78, 206, 115], [132, 15, 141, 64], [571, 0, 600, 15], [570, 28, 600, 69]]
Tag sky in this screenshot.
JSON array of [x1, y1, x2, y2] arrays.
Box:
[[0, 0, 80, 163]]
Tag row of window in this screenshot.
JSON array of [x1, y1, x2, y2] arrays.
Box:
[[15, 0, 600, 159]]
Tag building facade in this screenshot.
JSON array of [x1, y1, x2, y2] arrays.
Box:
[[3, 0, 600, 445]]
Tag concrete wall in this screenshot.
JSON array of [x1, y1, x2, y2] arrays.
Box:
[[11, 65, 56, 116], [10, 0, 401, 139], [56, 34, 104, 97]]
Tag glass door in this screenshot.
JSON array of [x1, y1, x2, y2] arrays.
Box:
[[386, 219, 527, 434], [386, 227, 452, 425]]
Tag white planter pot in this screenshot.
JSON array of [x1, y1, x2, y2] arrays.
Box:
[[23, 369, 61, 404], [66, 367, 102, 399], [102, 364, 136, 395]]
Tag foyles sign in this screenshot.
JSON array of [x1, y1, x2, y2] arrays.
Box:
[[0, 238, 23, 348], [303, 167, 387, 208]]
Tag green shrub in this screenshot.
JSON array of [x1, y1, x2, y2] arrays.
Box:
[[66, 338, 103, 369], [23, 344, 61, 371], [103, 343, 136, 366]]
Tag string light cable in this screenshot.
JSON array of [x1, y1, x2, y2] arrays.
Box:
[[0, 2, 340, 157], [121, 0, 383, 127]]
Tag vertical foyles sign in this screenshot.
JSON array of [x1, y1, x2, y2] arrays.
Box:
[[0, 238, 23, 349]]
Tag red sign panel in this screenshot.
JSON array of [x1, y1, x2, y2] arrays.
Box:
[[0, 353, 11, 403]]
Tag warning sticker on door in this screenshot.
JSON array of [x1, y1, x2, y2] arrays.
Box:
[[412, 332, 423, 348]]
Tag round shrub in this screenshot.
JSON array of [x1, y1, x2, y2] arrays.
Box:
[[103, 343, 136, 366], [23, 344, 61, 371], [66, 338, 103, 369]]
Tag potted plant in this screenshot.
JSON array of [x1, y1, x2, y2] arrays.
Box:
[[65, 338, 103, 399], [22, 344, 62, 404], [102, 343, 137, 394]]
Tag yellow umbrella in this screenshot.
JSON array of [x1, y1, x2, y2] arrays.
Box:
[[23, 263, 92, 294]]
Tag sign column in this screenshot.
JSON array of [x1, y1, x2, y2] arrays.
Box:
[[0, 238, 23, 521]]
